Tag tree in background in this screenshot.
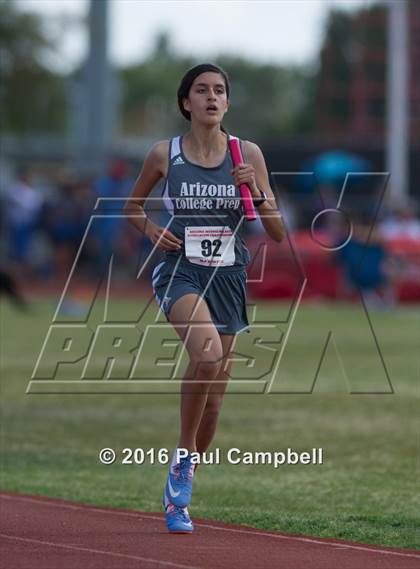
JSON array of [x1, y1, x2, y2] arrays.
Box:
[[316, 1, 419, 143], [120, 32, 195, 138], [0, 0, 68, 134], [316, 8, 354, 133], [2, 5, 316, 142], [119, 31, 316, 142]]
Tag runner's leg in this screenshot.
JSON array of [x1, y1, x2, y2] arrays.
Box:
[[167, 293, 224, 453], [195, 334, 237, 455]]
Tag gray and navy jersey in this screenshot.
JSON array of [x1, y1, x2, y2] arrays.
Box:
[[161, 135, 251, 271]]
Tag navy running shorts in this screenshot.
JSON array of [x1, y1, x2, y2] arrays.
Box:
[[151, 256, 250, 335]]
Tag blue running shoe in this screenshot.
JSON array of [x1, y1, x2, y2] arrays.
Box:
[[165, 454, 195, 508], [163, 493, 193, 534]]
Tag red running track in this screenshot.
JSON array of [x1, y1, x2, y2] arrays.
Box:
[[1, 492, 419, 569]]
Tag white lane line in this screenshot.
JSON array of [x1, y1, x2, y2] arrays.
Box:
[[2, 494, 420, 560], [194, 522, 420, 559], [0, 533, 199, 569]]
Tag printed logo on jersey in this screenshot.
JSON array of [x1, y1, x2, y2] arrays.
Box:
[[172, 156, 185, 166], [174, 182, 240, 210]]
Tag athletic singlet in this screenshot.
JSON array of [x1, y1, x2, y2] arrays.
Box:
[[161, 134, 251, 272]]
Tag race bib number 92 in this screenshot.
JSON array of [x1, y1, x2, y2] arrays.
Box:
[[185, 226, 236, 267]]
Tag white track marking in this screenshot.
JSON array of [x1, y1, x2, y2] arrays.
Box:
[[1, 494, 419, 560], [0, 533, 199, 569]]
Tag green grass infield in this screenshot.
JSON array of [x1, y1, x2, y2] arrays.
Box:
[[1, 297, 419, 549]]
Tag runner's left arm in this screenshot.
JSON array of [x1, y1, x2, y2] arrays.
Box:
[[231, 141, 286, 243]]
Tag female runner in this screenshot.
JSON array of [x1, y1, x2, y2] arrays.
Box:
[[124, 63, 285, 533]]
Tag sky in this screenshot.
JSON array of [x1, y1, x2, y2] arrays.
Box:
[[16, 0, 376, 72]]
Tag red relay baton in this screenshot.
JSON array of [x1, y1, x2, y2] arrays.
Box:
[[228, 137, 257, 221]]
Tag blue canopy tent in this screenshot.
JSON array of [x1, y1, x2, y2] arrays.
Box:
[[298, 151, 372, 192]]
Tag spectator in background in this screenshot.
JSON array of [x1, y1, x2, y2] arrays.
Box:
[[0, 191, 27, 308], [91, 159, 134, 275], [336, 215, 397, 309], [42, 177, 94, 316], [6, 166, 43, 276], [43, 177, 94, 281], [379, 201, 420, 241]]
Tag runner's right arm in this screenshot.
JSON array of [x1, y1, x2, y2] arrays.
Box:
[[123, 141, 183, 252]]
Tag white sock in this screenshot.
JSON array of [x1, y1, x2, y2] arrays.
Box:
[[169, 447, 179, 475]]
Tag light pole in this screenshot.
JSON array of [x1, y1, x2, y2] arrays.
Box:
[[70, 0, 118, 175], [386, 0, 409, 205]]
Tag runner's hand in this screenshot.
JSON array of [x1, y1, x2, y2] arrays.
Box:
[[231, 163, 259, 197], [146, 221, 183, 251]]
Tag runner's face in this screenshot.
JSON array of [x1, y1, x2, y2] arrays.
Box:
[[184, 72, 229, 125]]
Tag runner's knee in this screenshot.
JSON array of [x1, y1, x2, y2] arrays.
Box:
[[188, 347, 223, 379]]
